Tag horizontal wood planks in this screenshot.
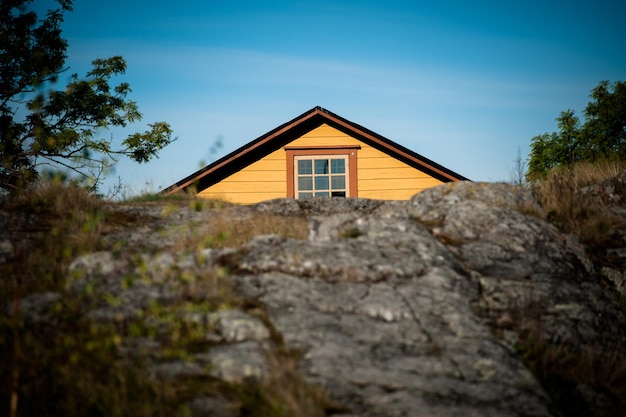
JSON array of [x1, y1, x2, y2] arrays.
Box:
[[198, 123, 442, 203], [198, 148, 286, 204], [299, 125, 443, 200]]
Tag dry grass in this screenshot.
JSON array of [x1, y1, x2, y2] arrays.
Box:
[[0, 182, 320, 417], [205, 212, 308, 249], [1, 182, 164, 417], [531, 159, 626, 244], [236, 351, 343, 417], [2, 182, 106, 295], [1, 313, 164, 417], [231, 304, 344, 417], [124, 191, 197, 204], [506, 292, 626, 417], [169, 211, 308, 253], [124, 190, 229, 211], [518, 337, 626, 417], [504, 162, 626, 416]]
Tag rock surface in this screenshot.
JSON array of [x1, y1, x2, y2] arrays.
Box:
[[11, 182, 626, 416]]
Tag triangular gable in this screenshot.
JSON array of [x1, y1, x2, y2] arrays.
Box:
[[162, 106, 469, 195]]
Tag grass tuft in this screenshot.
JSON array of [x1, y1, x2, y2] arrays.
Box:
[[531, 159, 626, 246], [506, 292, 626, 417], [237, 351, 344, 417], [2, 182, 105, 295], [206, 213, 308, 249], [171, 212, 308, 252]]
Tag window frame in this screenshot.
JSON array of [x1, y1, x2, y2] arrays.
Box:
[[285, 146, 359, 198], [294, 154, 348, 198]]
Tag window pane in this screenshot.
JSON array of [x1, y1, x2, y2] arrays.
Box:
[[298, 176, 313, 190], [315, 176, 329, 190], [298, 160, 312, 175], [331, 159, 345, 174], [314, 159, 329, 174], [294, 155, 350, 200], [331, 175, 345, 190]]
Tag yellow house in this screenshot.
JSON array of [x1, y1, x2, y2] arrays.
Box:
[[162, 107, 469, 203]]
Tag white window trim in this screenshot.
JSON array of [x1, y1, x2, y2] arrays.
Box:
[[294, 154, 349, 199]]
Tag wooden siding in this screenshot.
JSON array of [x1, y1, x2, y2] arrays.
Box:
[[198, 123, 443, 203], [198, 148, 286, 204], [357, 149, 444, 199], [288, 124, 443, 200]]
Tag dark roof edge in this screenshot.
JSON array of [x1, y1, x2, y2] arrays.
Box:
[[317, 107, 471, 183], [160, 107, 323, 194], [161, 106, 470, 194]]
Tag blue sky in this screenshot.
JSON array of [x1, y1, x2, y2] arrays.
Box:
[[42, 0, 626, 194]]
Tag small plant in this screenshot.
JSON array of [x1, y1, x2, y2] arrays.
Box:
[[339, 227, 363, 239], [237, 351, 343, 417]]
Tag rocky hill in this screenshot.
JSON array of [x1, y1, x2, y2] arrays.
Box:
[[3, 180, 626, 417]]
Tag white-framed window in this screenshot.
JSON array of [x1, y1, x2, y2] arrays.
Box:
[[294, 155, 348, 199], [285, 145, 359, 199]]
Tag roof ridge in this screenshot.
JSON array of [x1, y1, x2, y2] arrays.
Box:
[[161, 107, 469, 195]]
